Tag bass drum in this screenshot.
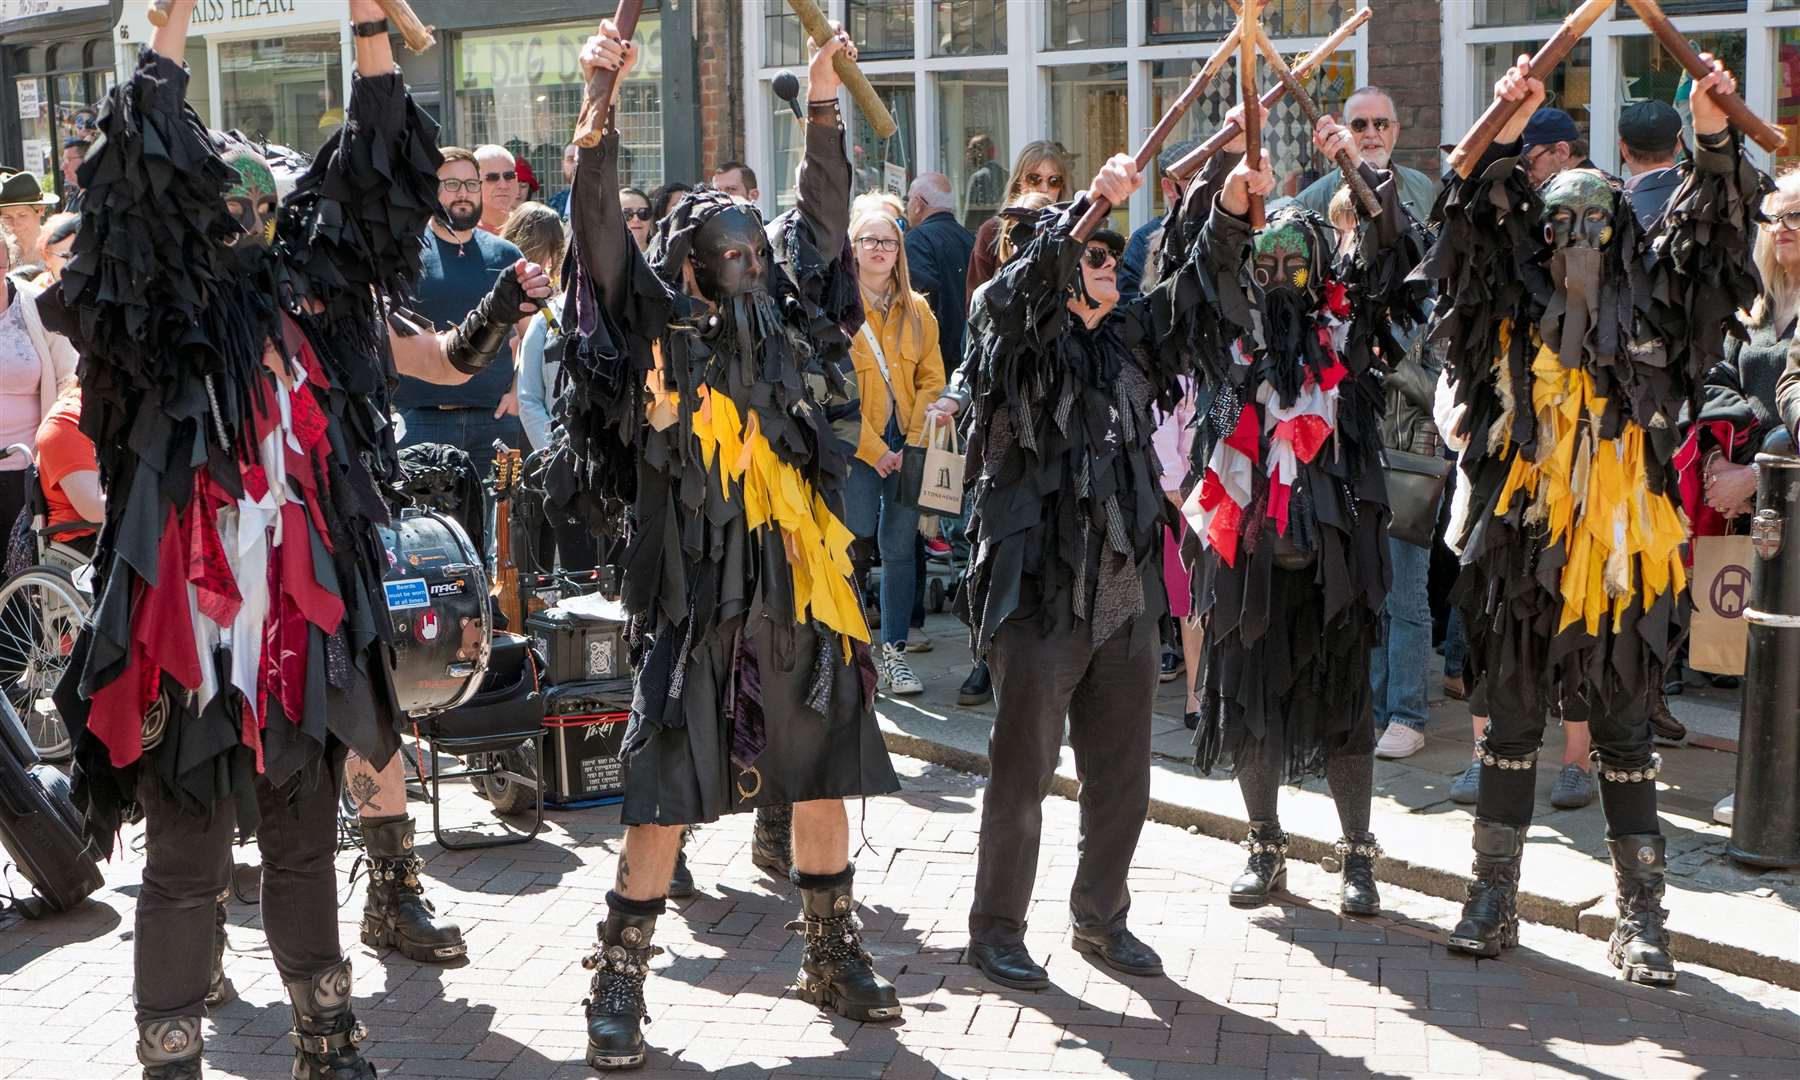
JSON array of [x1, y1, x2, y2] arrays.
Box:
[[377, 510, 492, 717]]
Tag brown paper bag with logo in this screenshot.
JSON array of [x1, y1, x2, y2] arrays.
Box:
[[1689, 535, 1752, 677]]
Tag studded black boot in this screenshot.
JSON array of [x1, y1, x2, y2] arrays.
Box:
[[584, 903, 663, 1070], [668, 827, 696, 899], [205, 889, 234, 1007], [138, 1017, 202, 1080], [1448, 819, 1525, 958], [1333, 832, 1382, 917], [358, 816, 467, 963], [284, 960, 375, 1080], [1229, 822, 1287, 907], [1606, 832, 1677, 986], [790, 868, 902, 1022], [751, 804, 793, 880]]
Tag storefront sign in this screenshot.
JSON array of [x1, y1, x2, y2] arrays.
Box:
[[20, 138, 49, 173], [456, 22, 662, 94], [190, 0, 298, 28], [115, 0, 320, 46], [17, 81, 39, 120]]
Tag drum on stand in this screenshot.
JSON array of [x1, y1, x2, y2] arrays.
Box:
[[377, 510, 492, 717]]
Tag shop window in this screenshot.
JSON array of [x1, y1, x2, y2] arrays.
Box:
[[851, 76, 917, 199], [1049, 0, 1127, 50], [937, 69, 1010, 230], [1049, 64, 1127, 232], [1148, 50, 1356, 210], [932, 0, 1007, 58], [1475, 0, 1582, 25], [764, 0, 807, 69], [1474, 39, 1592, 142], [1612, 1, 1745, 17], [1618, 29, 1744, 152], [769, 82, 803, 212], [14, 76, 53, 193], [1149, 0, 1356, 41], [1778, 27, 1800, 173], [218, 34, 345, 153], [455, 18, 665, 204], [848, 0, 914, 59]]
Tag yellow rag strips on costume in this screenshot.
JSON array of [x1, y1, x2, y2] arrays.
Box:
[[1491, 342, 1687, 636], [692, 386, 869, 653]]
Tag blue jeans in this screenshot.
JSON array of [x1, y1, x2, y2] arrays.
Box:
[[1371, 536, 1432, 732], [1443, 608, 1468, 680], [845, 460, 920, 648]]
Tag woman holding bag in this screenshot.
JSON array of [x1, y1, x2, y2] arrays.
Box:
[[846, 204, 945, 696]]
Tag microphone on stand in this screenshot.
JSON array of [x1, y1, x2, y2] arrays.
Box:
[[773, 70, 803, 121]]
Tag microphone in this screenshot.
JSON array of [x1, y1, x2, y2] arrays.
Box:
[[773, 70, 803, 121]]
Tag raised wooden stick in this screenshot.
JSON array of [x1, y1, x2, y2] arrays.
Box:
[[1446, 0, 1611, 178], [1240, 0, 1264, 228], [788, 0, 896, 139], [572, 0, 645, 150], [1166, 6, 1370, 184], [373, 0, 436, 54], [1070, 24, 1243, 242], [1623, 0, 1784, 153], [147, 0, 172, 26]]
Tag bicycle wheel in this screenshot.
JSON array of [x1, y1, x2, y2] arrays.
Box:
[[0, 568, 90, 761]]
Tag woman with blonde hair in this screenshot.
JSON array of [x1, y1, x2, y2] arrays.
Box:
[[966, 141, 1074, 301], [845, 202, 944, 695]]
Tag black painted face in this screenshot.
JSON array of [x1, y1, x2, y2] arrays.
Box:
[[1541, 169, 1615, 251], [221, 145, 278, 248], [1251, 218, 1318, 300], [690, 205, 769, 300]]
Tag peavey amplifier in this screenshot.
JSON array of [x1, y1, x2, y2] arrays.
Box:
[[527, 605, 627, 684], [542, 678, 634, 805]]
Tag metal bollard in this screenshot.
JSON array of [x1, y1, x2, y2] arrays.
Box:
[[1730, 441, 1800, 868]]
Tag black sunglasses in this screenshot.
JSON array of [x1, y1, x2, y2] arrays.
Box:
[[1082, 245, 1117, 269], [622, 207, 652, 222], [1349, 117, 1394, 133], [483, 170, 516, 183]]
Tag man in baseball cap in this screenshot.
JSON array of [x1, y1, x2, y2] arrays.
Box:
[[1618, 100, 1685, 235], [1520, 107, 1591, 186]]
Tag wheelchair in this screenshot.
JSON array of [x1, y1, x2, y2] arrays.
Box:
[[0, 444, 97, 762]]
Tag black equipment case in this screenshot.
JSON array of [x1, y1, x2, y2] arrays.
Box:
[[542, 678, 633, 805], [0, 698, 102, 914], [527, 607, 628, 683]]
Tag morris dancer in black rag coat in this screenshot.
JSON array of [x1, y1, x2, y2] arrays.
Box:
[[531, 22, 901, 1071], [43, 2, 549, 1076], [1177, 111, 1429, 918], [1420, 55, 1762, 986]]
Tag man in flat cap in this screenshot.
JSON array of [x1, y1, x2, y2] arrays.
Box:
[[1618, 100, 1685, 236]]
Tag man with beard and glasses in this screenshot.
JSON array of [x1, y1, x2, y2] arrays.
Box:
[[535, 20, 899, 1071], [1294, 87, 1440, 226], [1418, 53, 1764, 988], [1182, 111, 1430, 920], [393, 146, 528, 480], [43, 1, 551, 1077]]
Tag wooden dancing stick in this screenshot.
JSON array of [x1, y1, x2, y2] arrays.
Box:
[[1166, 6, 1370, 184], [572, 0, 645, 149], [1622, 0, 1784, 152], [1223, 0, 1380, 218], [146, 0, 173, 26], [1240, 0, 1265, 229], [787, 0, 897, 139], [373, 0, 437, 54], [1070, 24, 1243, 242], [1447, 0, 1611, 178]]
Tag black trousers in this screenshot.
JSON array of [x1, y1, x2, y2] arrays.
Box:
[[134, 757, 344, 1021], [970, 614, 1156, 946]]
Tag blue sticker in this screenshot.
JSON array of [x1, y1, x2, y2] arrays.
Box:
[[384, 578, 430, 611]]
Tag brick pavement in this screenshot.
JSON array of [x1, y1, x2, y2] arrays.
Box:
[[0, 755, 1795, 1080]]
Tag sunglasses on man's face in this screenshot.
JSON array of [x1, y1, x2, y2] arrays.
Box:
[[1082, 246, 1117, 270], [623, 207, 653, 222], [483, 171, 516, 184], [440, 178, 480, 193], [1349, 117, 1394, 134]]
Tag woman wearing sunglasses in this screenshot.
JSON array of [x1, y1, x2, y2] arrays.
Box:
[[620, 186, 654, 250], [845, 204, 944, 697], [964, 141, 1075, 305]]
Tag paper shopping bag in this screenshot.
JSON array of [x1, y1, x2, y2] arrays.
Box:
[[1689, 534, 1752, 677]]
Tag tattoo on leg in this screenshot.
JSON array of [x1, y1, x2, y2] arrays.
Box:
[[615, 851, 632, 890], [347, 772, 381, 815]]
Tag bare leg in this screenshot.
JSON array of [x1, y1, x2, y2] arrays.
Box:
[[1180, 618, 1204, 714], [344, 750, 408, 819], [1563, 720, 1592, 770], [616, 824, 684, 902], [1470, 713, 1486, 759], [791, 798, 849, 875]]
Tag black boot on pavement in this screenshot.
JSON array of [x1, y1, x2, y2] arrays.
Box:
[[1229, 821, 1287, 907], [284, 960, 376, 1080], [206, 889, 235, 1007], [137, 1017, 202, 1080], [584, 895, 665, 1070], [968, 940, 1051, 990], [668, 827, 696, 898], [1334, 832, 1383, 917], [957, 661, 992, 706], [1071, 926, 1163, 976], [1447, 819, 1525, 958], [1605, 832, 1677, 986], [358, 816, 467, 963], [1648, 694, 1688, 745], [751, 804, 793, 880], [789, 865, 902, 1022]]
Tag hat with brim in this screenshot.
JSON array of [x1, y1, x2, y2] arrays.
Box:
[[0, 171, 58, 208], [1087, 228, 1126, 256]]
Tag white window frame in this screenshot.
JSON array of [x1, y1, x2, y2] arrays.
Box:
[[1441, 0, 1800, 177], [743, 0, 1368, 231]]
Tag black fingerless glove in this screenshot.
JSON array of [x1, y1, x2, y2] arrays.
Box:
[[444, 267, 535, 375]]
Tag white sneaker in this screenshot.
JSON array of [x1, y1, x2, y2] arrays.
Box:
[[881, 642, 923, 696], [1373, 723, 1426, 759], [906, 626, 932, 653], [1713, 792, 1734, 826]]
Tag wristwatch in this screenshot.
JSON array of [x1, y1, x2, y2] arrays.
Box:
[[353, 18, 390, 39]]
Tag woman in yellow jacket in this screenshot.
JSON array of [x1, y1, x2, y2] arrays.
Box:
[[846, 203, 945, 696]]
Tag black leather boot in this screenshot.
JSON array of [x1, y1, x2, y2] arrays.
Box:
[[790, 869, 902, 1022], [284, 960, 375, 1080], [957, 661, 993, 706], [584, 905, 663, 1070], [205, 889, 235, 1007], [1334, 832, 1382, 917], [751, 804, 793, 880], [1606, 833, 1677, 986], [668, 827, 696, 899], [358, 816, 467, 963], [1447, 819, 1524, 958], [138, 1017, 202, 1080], [1229, 822, 1287, 907]]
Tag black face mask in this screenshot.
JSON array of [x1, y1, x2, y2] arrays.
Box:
[[689, 206, 769, 301]]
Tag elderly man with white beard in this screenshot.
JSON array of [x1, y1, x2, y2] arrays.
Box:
[[1293, 86, 1440, 224]]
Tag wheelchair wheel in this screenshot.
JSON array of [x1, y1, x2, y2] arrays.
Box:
[[0, 567, 90, 762]]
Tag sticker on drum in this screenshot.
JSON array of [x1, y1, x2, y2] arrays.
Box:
[[385, 579, 430, 610], [416, 610, 441, 643]]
